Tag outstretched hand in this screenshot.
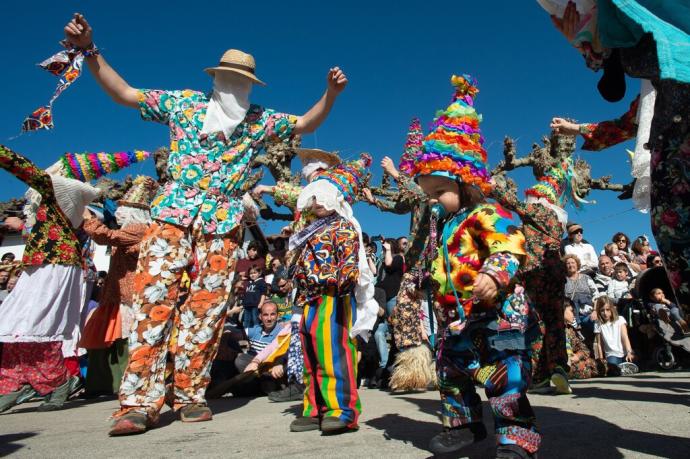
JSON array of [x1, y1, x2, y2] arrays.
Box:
[[327, 67, 348, 95], [381, 156, 399, 179], [362, 188, 375, 204], [550, 117, 580, 136], [550, 1, 580, 42], [64, 13, 93, 49]]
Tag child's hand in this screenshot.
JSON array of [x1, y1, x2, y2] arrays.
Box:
[[473, 273, 498, 301]]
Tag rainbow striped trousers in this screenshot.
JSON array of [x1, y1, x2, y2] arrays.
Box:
[[300, 291, 360, 427]]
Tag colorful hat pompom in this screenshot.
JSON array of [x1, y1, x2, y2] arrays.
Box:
[[313, 153, 371, 204], [398, 117, 423, 176], [60, 150, 151, 182], [408, 75, 492, 193]]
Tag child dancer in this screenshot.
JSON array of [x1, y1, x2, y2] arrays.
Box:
[[409, 76, 541, 458], [288, 154, 378, 435]]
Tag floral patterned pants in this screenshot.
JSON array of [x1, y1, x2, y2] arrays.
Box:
[[116, 218, 238, 421], [650, 128, 690, 310], [0, 341, 68, 395]]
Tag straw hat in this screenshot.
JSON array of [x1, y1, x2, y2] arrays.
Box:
[[294, 148, 341, 167], [204, 49, 266, 86], [118, 176, 160, 210]]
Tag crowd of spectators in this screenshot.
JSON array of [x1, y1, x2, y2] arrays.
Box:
[[561, 222, 689, 379]]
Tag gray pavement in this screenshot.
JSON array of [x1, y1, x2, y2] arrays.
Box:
[[1, 371, 689, 458]]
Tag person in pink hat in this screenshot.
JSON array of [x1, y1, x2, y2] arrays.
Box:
[[63, 12, 349, 436]]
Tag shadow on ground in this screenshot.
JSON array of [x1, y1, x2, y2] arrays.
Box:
[[0, 433, 38, 455], [365, 391, 690, 459]]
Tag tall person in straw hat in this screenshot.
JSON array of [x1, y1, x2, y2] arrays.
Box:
[[63, 13, 349, 436]]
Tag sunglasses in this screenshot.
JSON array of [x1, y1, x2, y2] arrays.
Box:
[[615, 238, 627, 243], [569, 229, 583, 235]]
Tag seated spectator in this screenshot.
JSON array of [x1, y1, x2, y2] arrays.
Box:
[[0, 274, 18, 304], [594, 297, 639, 375], [611, 232, 632, 258], [0, 270, 9, 291], [563, 222, 598, 272], [242, 266, 268, 330], [646, 253, 664, 269], [592, 255, 614, 295], [235, 302, 286, 394], [267, 235, 288, 260], [235, 241, 266, 280], [1, 252, 15, 263], [269, 274, 294, 321], [630, 235, 653, 273], [265, 256, 287, 293], [603, 242, 634, 270], [564, 303, 602, 380], [647, 288, 690, 336], [564, 254, 599, 326], [607, 263, 633, 304]]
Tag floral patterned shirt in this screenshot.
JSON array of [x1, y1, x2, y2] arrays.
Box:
[[579, 96, 639, 151], [431, 203, 526, 321], [293, 216, 360, 305], [0, 145, 81, 266], [139, 89, 297, 235]]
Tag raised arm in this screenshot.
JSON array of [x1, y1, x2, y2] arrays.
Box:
[[64, 13, 138, 108], [293, 68, 347, 135]]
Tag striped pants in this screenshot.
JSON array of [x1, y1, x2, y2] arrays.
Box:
[[300, 291, 360, 427]]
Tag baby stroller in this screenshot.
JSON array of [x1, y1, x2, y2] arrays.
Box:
[[634, 267, 690, 370]]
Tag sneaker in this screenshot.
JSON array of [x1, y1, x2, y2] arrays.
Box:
[[109, 412, 150, 436], [320, 416, 356, 435], [528, 377, 551, 394], [179, 403, 213, 422], [37, 376, 76, 412], [0, 385, 35, 413], [496, 444, 537, 458], [268, 383, 305, 402], [15, 386, 39, 405], [618, 362, 639, 375], [428, 423, 487, 455], [290, 416, 320, 432], [550, 369, 572, 395]]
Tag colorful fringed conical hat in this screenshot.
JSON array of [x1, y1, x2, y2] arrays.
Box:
[[312, 153, 372, 203], [398, 117, 423, 176], [59, 150, 151, 182], [408, 75, 492, 193]]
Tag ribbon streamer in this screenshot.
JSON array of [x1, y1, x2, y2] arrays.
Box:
[[21, 42, 85, 132]]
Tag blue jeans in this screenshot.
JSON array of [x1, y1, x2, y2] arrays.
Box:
[[243, 307, 260, 330], [606, 355, 625, 366], [374, 297, 397, 369]]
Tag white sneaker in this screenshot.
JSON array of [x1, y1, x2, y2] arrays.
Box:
[[618, 362, 639, 375]]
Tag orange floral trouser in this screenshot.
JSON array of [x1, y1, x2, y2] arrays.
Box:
[[116, 218, 238, 422]]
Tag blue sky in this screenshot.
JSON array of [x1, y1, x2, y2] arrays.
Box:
[[0, 0, 654, 253]]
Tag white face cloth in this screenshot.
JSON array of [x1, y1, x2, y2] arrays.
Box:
[[201, 72, 252, 138], [301, 161, 329, 181]]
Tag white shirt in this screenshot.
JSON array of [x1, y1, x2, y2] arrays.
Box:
[[595, 316, 627, 358], [564, 242, 599, 271]]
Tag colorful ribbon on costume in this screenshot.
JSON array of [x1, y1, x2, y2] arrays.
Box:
[[21, 41, 86, 132]]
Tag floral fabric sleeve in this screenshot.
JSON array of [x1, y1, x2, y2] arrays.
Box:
[[0, 144, 52, 194], [137, 89, 181, 124], [579, 96, 639, 151], [82, 217, 142, 248], [265, 111, 298, 142], [480, 252, 520, 291], [395, 173, 428, 206], [468, 204, 527, 259], [273, 181, 302, 210]]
